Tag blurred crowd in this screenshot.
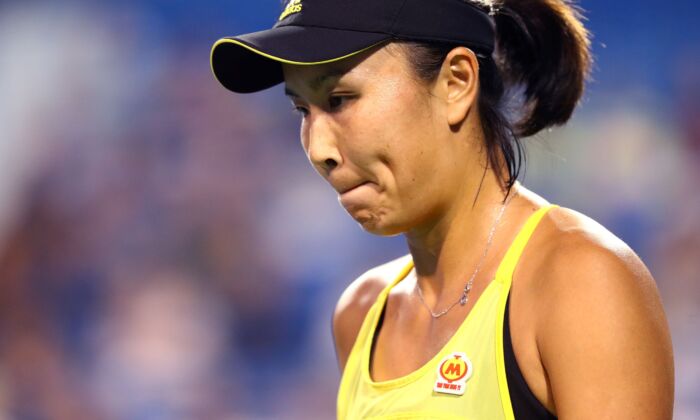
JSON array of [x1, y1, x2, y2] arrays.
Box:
[[0, 1, 698, 419]]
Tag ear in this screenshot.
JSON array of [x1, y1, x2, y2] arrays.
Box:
[[439, 47, 480, 126]]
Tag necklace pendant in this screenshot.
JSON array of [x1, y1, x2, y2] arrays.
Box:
[[459, 294, 468, 306]]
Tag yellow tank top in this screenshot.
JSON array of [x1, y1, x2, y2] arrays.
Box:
[[337, 204, 558, 420]]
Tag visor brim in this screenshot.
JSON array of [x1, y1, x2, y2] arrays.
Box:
[[211, 25, 391, 93]]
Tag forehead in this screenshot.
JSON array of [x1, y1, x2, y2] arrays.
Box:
[[282, 44, 411, 95]]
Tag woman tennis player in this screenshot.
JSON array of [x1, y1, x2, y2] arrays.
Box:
[[211, 0, 674, 418]]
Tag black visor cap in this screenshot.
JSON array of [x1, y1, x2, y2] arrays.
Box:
[[211, 0, 495, 93]]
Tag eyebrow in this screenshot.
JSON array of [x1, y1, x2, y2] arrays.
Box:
[[284, 67, 348, 98]]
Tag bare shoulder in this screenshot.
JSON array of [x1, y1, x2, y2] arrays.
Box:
[[332, 254, 412, 372], [536, 206, 658, 294], [536, 206, 670, 343], [531, 206, 674, 418]]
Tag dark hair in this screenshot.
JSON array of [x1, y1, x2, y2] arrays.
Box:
[[398, 0, 591, 196]]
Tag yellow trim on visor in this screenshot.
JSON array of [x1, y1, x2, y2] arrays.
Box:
[[210, 37, 387, 88]]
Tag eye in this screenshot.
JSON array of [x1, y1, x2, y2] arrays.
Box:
[[291, 104, 309, 117], [328, 95, 353, 112]]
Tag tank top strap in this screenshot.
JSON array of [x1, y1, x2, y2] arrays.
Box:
[[377, 258, 413, 296], [377, 258, 415, 303], [494, 204, 559, 287]]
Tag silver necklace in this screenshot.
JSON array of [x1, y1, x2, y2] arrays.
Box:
[[414, 191, 515, 319]]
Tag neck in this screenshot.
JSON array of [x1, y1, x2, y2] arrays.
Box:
[[404, 167, 516, 302]]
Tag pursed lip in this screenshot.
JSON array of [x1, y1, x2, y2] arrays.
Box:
[[338, 181, 369, 195]]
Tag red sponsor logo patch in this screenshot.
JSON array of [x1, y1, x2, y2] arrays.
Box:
[[434, 352, 473, 396]]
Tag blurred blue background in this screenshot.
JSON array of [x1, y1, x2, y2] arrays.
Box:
[[0, 1, 698, 419]]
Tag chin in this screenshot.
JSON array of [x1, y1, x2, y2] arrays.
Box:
[[352, 211, 405, 237]]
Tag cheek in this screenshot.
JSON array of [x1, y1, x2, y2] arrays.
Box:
[[375, 93, 440, 173], [351, 83, 432, 159], [377, 95, 450, 210]]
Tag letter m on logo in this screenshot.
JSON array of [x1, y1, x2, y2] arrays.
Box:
[[444, 363, 461, 376]]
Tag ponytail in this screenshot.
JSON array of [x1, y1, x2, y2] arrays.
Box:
[[398, 0, 592, 193], [494, 0, 591, 137]]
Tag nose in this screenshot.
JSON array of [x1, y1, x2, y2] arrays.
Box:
[[304, 113, 342, 175]]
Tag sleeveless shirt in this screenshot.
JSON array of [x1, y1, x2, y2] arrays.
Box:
[[337, 204, 559, 420]]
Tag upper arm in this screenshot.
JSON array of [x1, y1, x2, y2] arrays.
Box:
[[537, 229, 674, 419], [331, 255, 410, 373]]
